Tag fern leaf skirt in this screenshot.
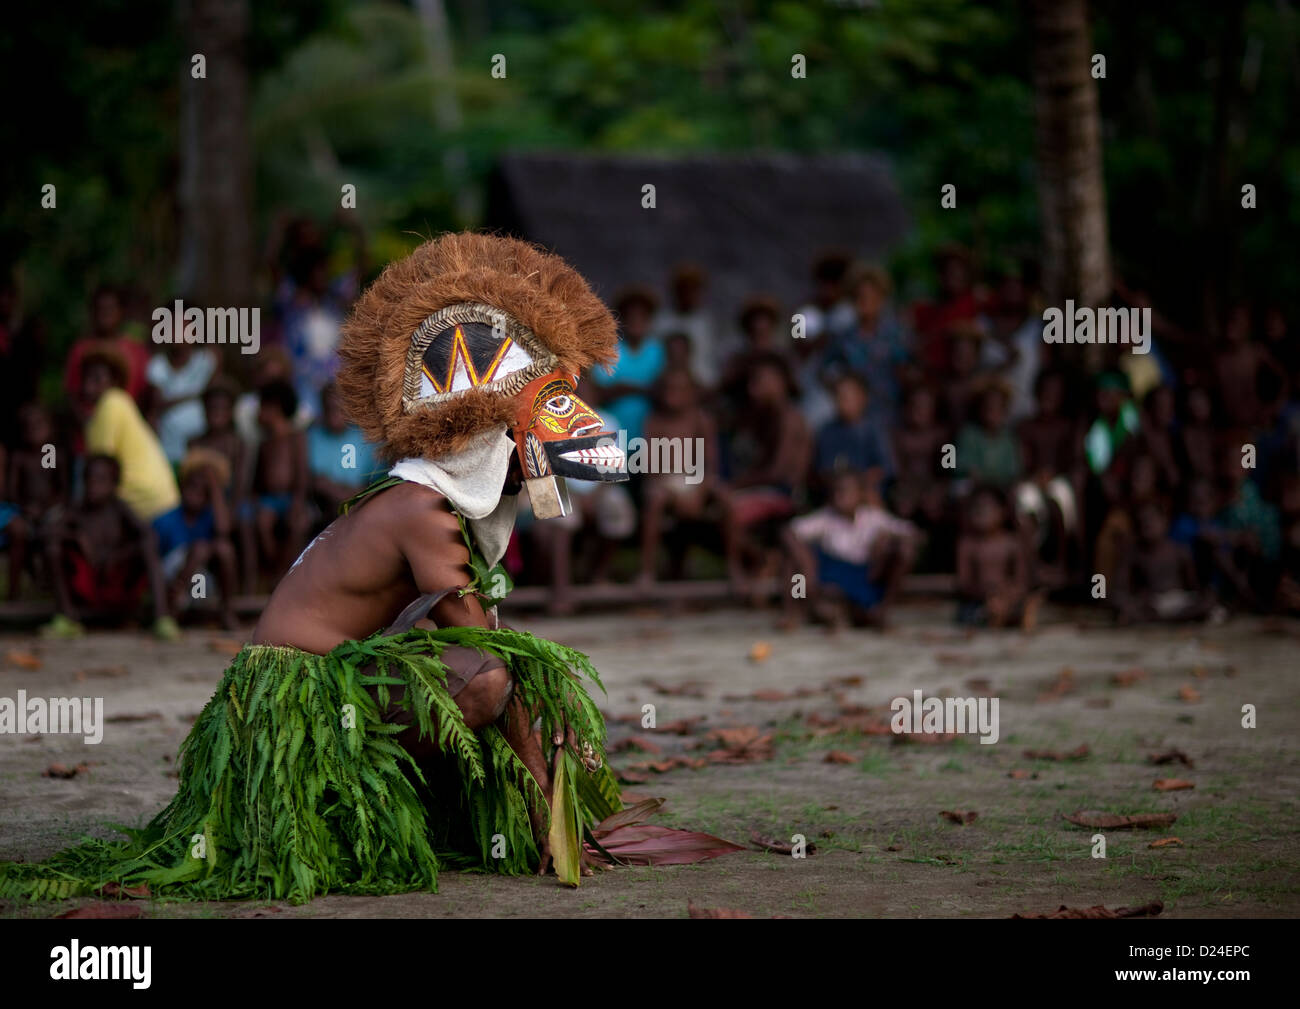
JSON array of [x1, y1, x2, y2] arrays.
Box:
[[0, 627, 621, 904]]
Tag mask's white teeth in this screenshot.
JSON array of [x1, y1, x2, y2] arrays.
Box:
[[557, 444, 625, 467]]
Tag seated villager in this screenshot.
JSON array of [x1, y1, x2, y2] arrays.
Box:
[[781, 470, 918, 629], [1, 234, 735, 903], [41, 454, 175, 640]]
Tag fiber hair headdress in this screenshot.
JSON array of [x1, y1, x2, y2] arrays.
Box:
[[337, 233, 618, 463]]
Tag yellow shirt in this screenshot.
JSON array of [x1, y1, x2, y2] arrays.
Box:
[[85, 387, 180, 520]]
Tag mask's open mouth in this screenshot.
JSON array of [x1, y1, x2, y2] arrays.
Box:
[[549, 436, 626, 480]]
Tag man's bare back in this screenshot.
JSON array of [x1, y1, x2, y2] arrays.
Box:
[[253, 482, 488, 654]]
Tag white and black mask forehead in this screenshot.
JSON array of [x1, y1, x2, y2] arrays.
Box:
[[401, 302, 557, 412]]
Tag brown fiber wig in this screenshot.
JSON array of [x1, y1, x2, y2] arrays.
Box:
[[337, 233, 617, 463]]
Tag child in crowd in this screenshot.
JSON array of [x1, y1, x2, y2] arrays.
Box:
[[1015, 369, 1083, 585], [42, 454, 176, 639], [724, 353, 812, 599], [783, 470, 918, 628], [1115, 502, 1219, 623], [1176, 385, 1219, 484], [307, 381, 379, 517], [2, 404, 68, 599], [956, 486, 1038, 630], [956, 379, 1022, 491], [146, 339, 218, 463], [639, 368, 725, 584], [153, 449, 238, 629], [892, 383, 950, 529], [590, 286, 664, 443], [814, 373, 895, 492], [240, 379, 308, 591], [81, 349, 180, 522], [189, 377, 247, 503], [64, 286, 150, 409]]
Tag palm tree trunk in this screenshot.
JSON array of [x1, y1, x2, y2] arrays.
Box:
[[177, 0, 253, 307], [1029, 0, 1111, 307]]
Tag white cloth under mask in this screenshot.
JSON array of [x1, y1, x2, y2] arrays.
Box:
[[388, 426, 518, 567]]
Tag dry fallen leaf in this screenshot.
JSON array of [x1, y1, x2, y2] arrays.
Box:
[[750, 831, 817, 855], [940, 809, 978, 825], [1110, 667, 1147, 687], [56, 903, 145, 919], [43, 762, 91, 780], [643, 679, 708, 698], [823, 750, 856, 764], [609, 736, 663, 755], [1147, 749, 1194, 767], [750, 688, 789, 701], [1037, 667, 1075, 701], [1007, 769, 1039, 780], [5, 649, 43, 671], [96, 882, 150, 899], [592, 825, 744, 865], [1153, 778, 1195, 791], [748, 641, 772, 662], [1012, 900, 1163, 919], [1149, 837, 1183, 848], [688, 902, 753, 918], [76, 664, 129, 680], [1063, 811, 1177, 830], [1178, 685, 1201, 703], [1024, 744, 1090, 761]]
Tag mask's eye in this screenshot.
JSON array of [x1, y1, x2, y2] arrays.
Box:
[[547, 395, 573, 413]]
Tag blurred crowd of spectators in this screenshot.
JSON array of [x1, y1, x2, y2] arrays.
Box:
[[2, 221, 1298, 634]]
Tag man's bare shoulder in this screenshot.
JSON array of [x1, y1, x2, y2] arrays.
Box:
[[356, 481, 461, 536]]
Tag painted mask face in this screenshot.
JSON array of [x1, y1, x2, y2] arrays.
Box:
[[514, 371, 626, 485]]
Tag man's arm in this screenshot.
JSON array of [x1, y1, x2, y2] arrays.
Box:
[[394, 491, 491, 629]]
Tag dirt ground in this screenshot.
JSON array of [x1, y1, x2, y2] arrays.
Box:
[[2, 602, 1297, 918]]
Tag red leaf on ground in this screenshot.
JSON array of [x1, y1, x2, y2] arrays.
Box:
[[1038, 667, 1075, 701], [43, 762, 91, 779], [1023, 744, 1090, 761], [1178, 685, 1202, 703], [1012, 900, 1163, 919], [1153, 778, 1195, 791], [823, 750, 856, 764], [57, 903, 145, 919], [593, 798, 665, 834], [704, 726, 774, 764], [688, 902, 754, 918], [76, 664, 129, 680], [594, 824, 743, 865], [1007, 769, 1039, 779], [643, 679, 708, 698], [1149, 837, 1183, 848], [1110, 667, 1147, 687], [940, 809, 978, 825], [96, 882, 150, 899], [750, 831, 817, 855], [5, 649, 43, 671], [656, 717, 705, 735], [748, 641, 772, 662], [750, 688, 789, 701], [893, 731, 957, 745], [610, 736, 662, 755], [1063, 811, 1177, 829], [1147, 749, 1194, 767]]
